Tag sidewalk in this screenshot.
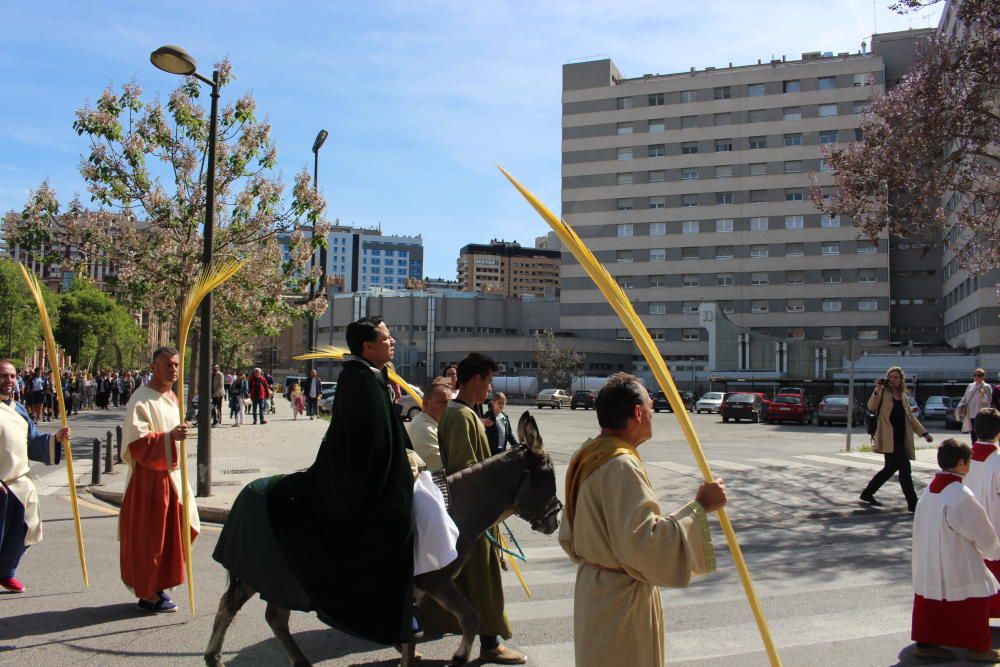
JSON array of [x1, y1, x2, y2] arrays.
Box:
[[69, 397, 328, 522]]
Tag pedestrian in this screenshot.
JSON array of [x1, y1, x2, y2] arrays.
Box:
[[559, 373, 726, 667], [958, 369, 993, 444], [442, 363, 459, 400], [961, 408, 1000, 617], [42, 370, 54, 422], [111, 371, 121, 407], [860, 366, 933, 512], [304, 369, 321, 420], [28, 369, 43, 422], [120, 371, 133, 406], [405, 380, 451, 473], [910, 438, 1000, 662], [484, 391, 519, 456], [70, 371, 83, 416], [248, 368, 270, 425], [211, 364, 224, 426], [119, 346, 200, 613], [0, 359, 70, 593], [291, 381, 305, 420], [419, 352, 527, 664], [229, 372, 248, 427]]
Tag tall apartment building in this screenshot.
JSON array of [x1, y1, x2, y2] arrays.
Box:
[[457, 240, 560, 298], [561, 53, 891, 368], [323, 225, 423, 293]]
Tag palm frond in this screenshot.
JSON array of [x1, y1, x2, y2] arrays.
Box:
[[293, 346, 423, 406]]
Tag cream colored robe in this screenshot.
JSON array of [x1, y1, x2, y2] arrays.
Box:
[[405, 410, 442, 473], [559, 451, 715, 667], [0, 400, 56, 545]]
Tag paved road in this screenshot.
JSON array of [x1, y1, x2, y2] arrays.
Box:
[[5, 405, 983, 665]]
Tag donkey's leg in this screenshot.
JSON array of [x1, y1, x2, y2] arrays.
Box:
[[204, 577, 255, 667], [418, 575, 480, 666], [264, 603, 311, 667]]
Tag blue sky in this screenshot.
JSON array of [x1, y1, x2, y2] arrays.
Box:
[[0, 1, 942, 279]]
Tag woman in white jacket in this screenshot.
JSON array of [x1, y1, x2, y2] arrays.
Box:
[[958, 368, 993, 443]]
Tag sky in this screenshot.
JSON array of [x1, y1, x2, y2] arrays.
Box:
[[0, 1, 943, 280]]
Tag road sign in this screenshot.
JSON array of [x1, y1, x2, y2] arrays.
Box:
[[710, 373, 717, 382]]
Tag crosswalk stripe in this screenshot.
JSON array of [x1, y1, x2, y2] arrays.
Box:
[[646, 460, 698, 475], [843, 452, 937, 471], [794, 454, 884, 471], [708, 459, 756, 472], [746, 457, 813, 469]]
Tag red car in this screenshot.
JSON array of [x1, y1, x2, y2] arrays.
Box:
[[766, 393, 813, 425]]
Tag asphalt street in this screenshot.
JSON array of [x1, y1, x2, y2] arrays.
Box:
[[3, 404, 987, 666]]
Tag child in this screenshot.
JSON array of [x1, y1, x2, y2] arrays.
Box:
[[962, 407, 1000, 616], [291, 382, 305, 421], [911, 438, 1000, 661]]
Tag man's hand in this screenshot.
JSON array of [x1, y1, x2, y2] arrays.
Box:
[[482, 417, 495, 428], [695, 479, 727, 513], [56, 427, 71, 444], [170, 422, 190, 442], [924, 433, 934, 443]]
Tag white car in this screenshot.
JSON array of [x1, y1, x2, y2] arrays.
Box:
[[536, 388, 571, 409], [317, 387, 337, 414], [398, 392, 424, 421], [696, 392, 725, 414]]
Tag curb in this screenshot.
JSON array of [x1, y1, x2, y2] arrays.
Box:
[[89, 488, 231, 524]]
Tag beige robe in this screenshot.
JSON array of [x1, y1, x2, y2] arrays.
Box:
[[0, 400, 56, 545], [406, 410, 442, 473], [559, 450, 715, 667]]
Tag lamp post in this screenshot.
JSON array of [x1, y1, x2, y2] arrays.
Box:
[[151, 44, 220, 497], [306, 129, 328, 377]]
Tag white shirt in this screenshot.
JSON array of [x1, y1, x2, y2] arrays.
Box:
[[965, 444, 1000, 534]]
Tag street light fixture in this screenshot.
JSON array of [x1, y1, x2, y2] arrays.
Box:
[[151, 44, 221, 498], [306, 129, 328, 377]]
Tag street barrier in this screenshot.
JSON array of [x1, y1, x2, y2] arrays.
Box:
[[91, 438, 101, 485], [104, 431, 113, 474]]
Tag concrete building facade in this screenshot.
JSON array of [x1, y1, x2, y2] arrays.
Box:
[[457, 240, 561, 298], [324, 226, 423, 293]]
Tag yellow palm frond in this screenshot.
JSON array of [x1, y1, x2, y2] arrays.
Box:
[[293, 347, 423, 406]]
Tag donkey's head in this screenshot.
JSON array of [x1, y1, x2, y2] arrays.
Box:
[[512, 411, 562, 534]]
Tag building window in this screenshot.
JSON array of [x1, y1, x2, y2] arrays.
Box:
[[750, 136, 767, 149], [786, 299, 805, 312], [717, 273, 734, 286], [822, 299, 842, 312], [784, 215, 804, 229], [784, 133, 803, 147], [818, 76, 836, 90], [857, 240, 878, 254], [820, 130, 839, 144], [715, 192, 734, 205], [617, 148, 633, 160], [859, 329, 879, 340], [721, 301, 736, 314], [617, 122, 633, 135], [649, 222, 666, 235], [715, 218, 734, 233], [823, 327, 842, 340], [617, 223, 634, 237], [715, 112, 732, 126], [649, 196, 666, 209], [750, 163, 767, 176], [651, 274, 667, 287], [715, 165, 733, 178], [858, 269, 877, 283], [715, 139, 733, 152], [787, 328, 806, 340], [649, 170, 665, 183], [751, 271, 769, 285], [716, 245, 734, 259], [681, 167, 699, 181], [859, 298, 879, 311], [682, 274, 698, 287], [682, 246, 699, 260], [648, 119, 665, 132], [680, 90, 696, 103], [783, 107, 802, 120], [750, 189, 768, 203], [784, 160, 802, 173], [786, 243, 804, 257], [649, 302, 666, 315], [682, 194, 699, 207], [785, 190, 804, 201], [750, 216, 768, 231], [616, 329, 632, 340], [682, 329, 701, 341], [682, 220, 699, 234], [783, 80, 800, 93], [617, 172, 634, 185], [682, 115, 698, 129], [822, 242, 840, 255], [786, 270, 805, 284], [617, 198, 634, 211], [819, 158, 833, 172], [854, 73, 872, 87], [617, 97, 633, 110], [748, 83, 766, 97], [682, 301, 699, 315], [853, 101, 870, 114], [618, 277, 634, 289], [748, 109, 767, 123], [751, 301, 769, 314], [649, 248, 666, 261], [714, 86, 731, 100], [648, 144, 666, 158], [820, 214, 840, 227], [751, 244, 769, 258], [855, 128, 864, 142], [822, 269, 841, 284], [616, 250, 634, 263], [649, 93, 665, 106], [818, 103, 838, 117], [681, 141, 698, 154]]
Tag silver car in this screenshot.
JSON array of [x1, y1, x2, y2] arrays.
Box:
[[923, 395, 953, 420], [696, 392, 725, 414], [536, 388, 571, 409]]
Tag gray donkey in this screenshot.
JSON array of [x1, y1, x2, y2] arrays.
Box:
[[205, 410, 562, 667]]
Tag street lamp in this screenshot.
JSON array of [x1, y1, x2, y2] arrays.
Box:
[[306, 129, 328, 376], [151, 44, 220, 498]]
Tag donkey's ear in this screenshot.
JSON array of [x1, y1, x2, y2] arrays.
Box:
[[518, 410, 544, 454]]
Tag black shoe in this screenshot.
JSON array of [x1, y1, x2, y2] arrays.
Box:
[[860, 492, 883, 507], [908, 501, 918, 513]]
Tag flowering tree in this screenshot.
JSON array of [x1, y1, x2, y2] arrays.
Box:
[[534, 330, 583, 391], [7, 62, 328, 373], [813, 0, 1000, 274]]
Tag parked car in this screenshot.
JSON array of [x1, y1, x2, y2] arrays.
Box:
[[778, 387, 805, 397], [721, 393, 767, 423], [317, 387, 337, 414], [652, 390, 696, 412], [908, 395, 922, 420], [398, 392, 423, 420], [923, 395, 954, 420], [536, 388, 571, 409], [817, 394, 864, 426], [695, 392, 725, 414], [944, 397, 962, 430], [571, 390, 597, 410], [766, 394, 813, 424], [283, 375, 307, 399]]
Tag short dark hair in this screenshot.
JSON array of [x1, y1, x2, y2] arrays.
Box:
[[456, 353, 498, 386], [938, 438, 972, 470], [974, 408, 1000, 443], [596, 373, 647, 430], [346, 316, 385, 356], [152, 346, 179, 363]]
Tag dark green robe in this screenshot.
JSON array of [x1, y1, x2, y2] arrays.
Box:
[[268, 358, 414, 644], [419, 400, 512, 638]]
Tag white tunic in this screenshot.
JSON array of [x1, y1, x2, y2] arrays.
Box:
[[965, 447, 1000, 531], [412, 471, 459, 575], [0, 401, 55, 545]]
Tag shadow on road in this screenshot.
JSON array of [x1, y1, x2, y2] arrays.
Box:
[[0, 603, 152, 640]]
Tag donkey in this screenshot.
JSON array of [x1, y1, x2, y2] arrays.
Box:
[[204, 411, 562, 667]]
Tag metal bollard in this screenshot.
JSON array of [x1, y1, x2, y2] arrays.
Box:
[[91, 438, 102, 485], [115, 425, 123, 463], [104, 431, 113, 474]]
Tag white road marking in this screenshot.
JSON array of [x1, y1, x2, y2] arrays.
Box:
[[794, 454, 883, 471], [843, 452, 937, 471], [746, 457, 813, 469], [646, 460, 698, 475]]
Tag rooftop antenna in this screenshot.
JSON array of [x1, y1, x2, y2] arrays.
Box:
[[873, 0, 878, 34]]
